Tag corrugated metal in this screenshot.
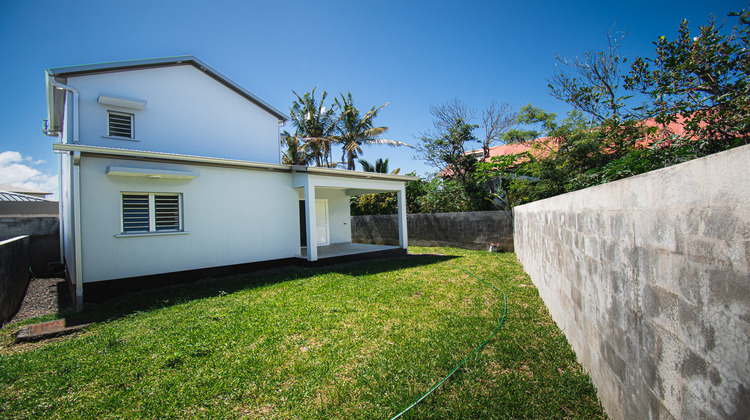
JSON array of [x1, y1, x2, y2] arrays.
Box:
[[0, 191, 50, 202]]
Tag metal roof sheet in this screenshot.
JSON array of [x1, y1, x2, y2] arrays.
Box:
[[0, 191, 51, 202], [0, 183, 51, 196]]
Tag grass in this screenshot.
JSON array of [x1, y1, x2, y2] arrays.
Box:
[[0, 247, 606, 419]]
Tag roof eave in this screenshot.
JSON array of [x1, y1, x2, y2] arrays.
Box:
[[51, 144, 418, 182]]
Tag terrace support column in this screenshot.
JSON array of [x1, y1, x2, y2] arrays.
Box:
[[304, 179, 318, 261], [397, 186, 408, 249]]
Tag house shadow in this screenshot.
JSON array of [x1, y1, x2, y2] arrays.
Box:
[[63, 253, 458, 326]]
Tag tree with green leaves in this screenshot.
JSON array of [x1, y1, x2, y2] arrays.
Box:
[[350, 158, 404, 215], [279, 131, 313, 165], [521, 8, 750, 203], [480, 101, 518, 160], [416, 113, 479, 186], [548, 26, 630, 125], [334, 93, 411, 170], [474, 154, 522, 210], [625, 10, 750, 155], [358, 157, 400, 174], [495, 106, 609, 203], [288, 88, 339, 167]]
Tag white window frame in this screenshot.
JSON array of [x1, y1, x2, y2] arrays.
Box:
[[107, 111, 136, 140], [117, 192, 186, 237]]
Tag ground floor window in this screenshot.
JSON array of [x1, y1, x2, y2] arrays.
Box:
[[122, 193, 182, 233]]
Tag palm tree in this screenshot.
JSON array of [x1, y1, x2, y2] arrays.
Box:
[[334, 93, 412, 170], [358, 158, 400, 174], [289, 88, 339, 167], [279, 131, 313, 165]]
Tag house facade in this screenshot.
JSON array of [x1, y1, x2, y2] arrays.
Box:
[[45, 56, 413, 306]]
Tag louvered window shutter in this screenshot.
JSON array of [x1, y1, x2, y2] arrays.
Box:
[[154, 195, 181, 231], [121, 193, 182, 233], [122, 194, 150, 232]]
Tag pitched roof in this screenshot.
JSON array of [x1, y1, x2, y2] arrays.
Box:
[[0, 184, 52, 197], [466, 140, 543, 161], [0, 190, 52, 202], [470, 116, 697, 160], [46, 55, 288, 123], [440, 116, 700, 178]]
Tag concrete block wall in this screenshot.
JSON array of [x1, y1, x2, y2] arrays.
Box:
[[0, 216, 60, 276], [514, 144, 750, 420], [351, 210, 514, 251], [0, 236, 31, 325]]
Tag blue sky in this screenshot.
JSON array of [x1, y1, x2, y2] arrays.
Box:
[[0, 0, 743, 198]]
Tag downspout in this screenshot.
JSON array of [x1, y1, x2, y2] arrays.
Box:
[[42, 77, 76, 266], [46, 75, 79, 144], [44, 73, 83, 307], [44, 127, 66, 269], [277, 120, 284, 164], [72, 151, 83, 309]]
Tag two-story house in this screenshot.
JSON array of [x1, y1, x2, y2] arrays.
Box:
[[45, 56, 413, 307]]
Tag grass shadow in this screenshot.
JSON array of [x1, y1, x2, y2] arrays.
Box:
[[65, 253, 459, 327]]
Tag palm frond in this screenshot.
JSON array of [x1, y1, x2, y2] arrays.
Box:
[[365, 138, 414, 148]]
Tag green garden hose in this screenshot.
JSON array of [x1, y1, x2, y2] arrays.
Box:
[[389, 258, 508, 420]]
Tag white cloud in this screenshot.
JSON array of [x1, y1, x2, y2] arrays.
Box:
[[0, 151, 58, 200], [0, 151, 23, 166]]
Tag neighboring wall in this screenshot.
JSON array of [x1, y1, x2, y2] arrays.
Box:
[[0, 216, 59, 276], [514, 145, 750, 420], [0, 236, 30, 325], [352, 210, 513, 251]]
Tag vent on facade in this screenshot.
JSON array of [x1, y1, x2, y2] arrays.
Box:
[[108, 111, 133, 138]]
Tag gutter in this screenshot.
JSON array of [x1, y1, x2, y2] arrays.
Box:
[[52, 144, 418, 182]]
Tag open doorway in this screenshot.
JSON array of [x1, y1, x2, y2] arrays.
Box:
[[298, 200, 306, 246], [298, 199, 330, 247]]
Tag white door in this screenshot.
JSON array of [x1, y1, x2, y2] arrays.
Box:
[[315, 199, 329, 246]]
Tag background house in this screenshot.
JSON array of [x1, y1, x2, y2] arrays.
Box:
[[0, 184, 53, 200], [0, 189, 59, 276], [46, 56, 414, 306]]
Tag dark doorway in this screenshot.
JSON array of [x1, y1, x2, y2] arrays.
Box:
[[299, 200, 306, 246]]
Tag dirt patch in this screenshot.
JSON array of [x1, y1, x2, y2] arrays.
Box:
[[5, 277, 73, 325]]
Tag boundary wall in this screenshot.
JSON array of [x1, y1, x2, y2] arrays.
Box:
[[352, 210, 513, 251], [514, 144, 750, 419], [0, 216, 59, 276], [0, 236, 30, 325]]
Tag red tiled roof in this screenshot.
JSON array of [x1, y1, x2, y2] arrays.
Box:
[[439, 116, 701, 178]]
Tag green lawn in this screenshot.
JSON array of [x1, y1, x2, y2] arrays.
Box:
[[0, 247, 606, 419]]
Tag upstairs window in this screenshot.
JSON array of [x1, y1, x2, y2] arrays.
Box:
[[108, 111, 134, 139], [122, 193, 182, 234]]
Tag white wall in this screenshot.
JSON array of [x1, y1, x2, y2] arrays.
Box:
[[78, 156, 299, 282], [67, 65, 281, 163], [60, 152, 75, 279], [315, 188, 352, 244]]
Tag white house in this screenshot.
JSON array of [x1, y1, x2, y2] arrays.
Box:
[[44, 56, 414, 307]]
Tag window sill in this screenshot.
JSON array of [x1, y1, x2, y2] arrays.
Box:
[[115, 231, 189, 238], [102, 136, 140, 142]]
